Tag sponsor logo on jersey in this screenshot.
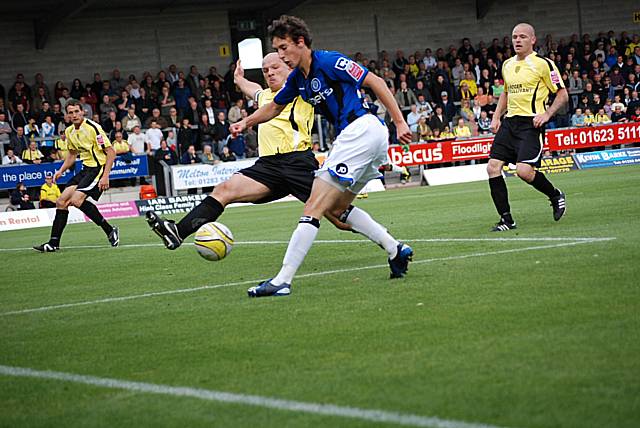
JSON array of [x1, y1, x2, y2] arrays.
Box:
[[550, 70, 561, 85], [311, 78, 322, 92], [335, 57, 364, 81], [96, 134, 105, 146]]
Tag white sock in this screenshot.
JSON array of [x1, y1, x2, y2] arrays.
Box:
[[345, 207, 399, 258], [272, 219, 320, 285], [389, 163, 404, 174]]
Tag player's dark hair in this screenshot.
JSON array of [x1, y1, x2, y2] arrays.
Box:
[[268, 15, 312, 47], [65, 99, 82, 112]]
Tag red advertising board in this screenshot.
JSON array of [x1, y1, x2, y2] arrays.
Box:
[[388, 122, 640, 166]]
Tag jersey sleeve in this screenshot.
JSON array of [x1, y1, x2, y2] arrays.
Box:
[[95, 123, 112, 150], [320, 51, 368, 87], [273, 72, 300, 105], [540, 58, 565, 93]]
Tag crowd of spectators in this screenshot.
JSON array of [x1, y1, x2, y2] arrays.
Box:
[[0, 29, 639, 172]]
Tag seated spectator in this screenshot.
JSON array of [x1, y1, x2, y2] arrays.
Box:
[[453, 118, 472, 137], [158, 86, 176, 117], [39, 175, 60, 208], [629, 106, 640, 122], [416, 94, 433, 118], [55, 133, 69, 160], [477, 111, 492, 134], [459, 82, 473, 101], [102, 110, 118, 134], [166, 129, 178, 150], [491, 78, 504, 98], [167, 107, 180, 128], [24, 117, 39, 139], [22, 140, 44, 164], [154, 139, 178, 165], [2, 148, 22, 165], [39, 115, 56, 154], [583, 108, 596, 126], [460, 99, 475, 123], [128, 125, 147, 155], [594, 108, 612, 125], [570, 108, 586, 127], [180, 144, 201, 164], [610, 105, 628, 122], [122, 106, 141, 132], [10, 182, 35, 210], [429, 105, 447, 132], [145, 120, 164, 151], [219, 145, 236, 162], [199, 144, 220, 164], [99, 94, 117, 122], [459, 71, 478, 97], [225, 131, 246, 160], [474, 86, 489, 107], [417, 116, 432, 141], [0, 111, 11, 152], [112, 131, 131, 155], [441, 125, 455, 138]]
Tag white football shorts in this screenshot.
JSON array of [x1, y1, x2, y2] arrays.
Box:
[[317, 114, 388, 193]]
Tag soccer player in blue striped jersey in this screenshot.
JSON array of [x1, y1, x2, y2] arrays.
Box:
[[231, 15, 414, 297]]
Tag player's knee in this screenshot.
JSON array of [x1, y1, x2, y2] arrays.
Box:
[[69, 196, 84, 208], [56, 198, 70, 209], [487, 161, 501, 176], [211, 183, 232, 205], [515, 165, 535, 182]]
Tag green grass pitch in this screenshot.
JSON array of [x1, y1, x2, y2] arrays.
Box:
[[1, 166, 639, 428]]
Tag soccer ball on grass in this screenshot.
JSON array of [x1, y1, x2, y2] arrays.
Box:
[[194, 222, 234, 261]]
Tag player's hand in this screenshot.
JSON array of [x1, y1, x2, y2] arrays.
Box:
[[490, 117, 501, 133], [396, 121, 412, 145], [230, 120, 246, 135], [53, 170, 62, 183], [234, 60, 244, 83], [533, 112, 551, 128], [99, 176, 110, 191]]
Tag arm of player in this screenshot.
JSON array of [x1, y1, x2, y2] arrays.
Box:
[[234, 60, 263, 100], [363, 73, 412, 144], [230, 101, 285, 134], [99, 146, 116, 191], [53, 150, 78, 182], [533, 88, 568, 128], [490, 91, 508, 133]]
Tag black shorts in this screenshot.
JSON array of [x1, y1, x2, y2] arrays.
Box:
[[490, 116, 545, 167], [67, 165, 105, 200], [238, 149, 319, 204]]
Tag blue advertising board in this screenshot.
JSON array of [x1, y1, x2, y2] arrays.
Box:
[[573, 148, 640, 169], [0, 155, 148, 189]]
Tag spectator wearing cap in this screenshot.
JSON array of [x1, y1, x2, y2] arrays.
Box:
[[440, 91, 457, 125]]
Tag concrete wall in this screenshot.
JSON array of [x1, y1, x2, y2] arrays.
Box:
[[0, 6, 232, 92], [0, 0, 637, 92], [290, 0, 639, 57]]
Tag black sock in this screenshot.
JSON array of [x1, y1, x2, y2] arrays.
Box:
[[528, 171, 559, 198], [49, 209, 69, 246], [79, 200, 113, 235], [176, 196, 224, 239], [489, 176, 513, 222]]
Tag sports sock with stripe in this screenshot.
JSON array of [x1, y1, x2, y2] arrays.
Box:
[[272, 216, 320, 286]]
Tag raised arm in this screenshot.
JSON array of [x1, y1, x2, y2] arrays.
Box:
[[234, 60, 263, 100]]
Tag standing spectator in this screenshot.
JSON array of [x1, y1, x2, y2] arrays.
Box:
[[429, 105, 447, 132], [11, 182, 35, 210], [99, 94, 117, 122], [227, 98, 244, 123], [225, 131, 246, 160], [167, 107, 180, 128], [40, 115, 56, 155], [183, 97, 202, 131], [144, 108, 169, 129], [567, 70, 583, 108], [10, 126, 29, 154], [167, 64, 179, 85], [406, 104, 421, 136], [39, 175, 60, 208], [177, 118, 194, 154], [159, 85, 176, 117], [122, 106, 141, 132], [136, 87, 155, 123], [451, 58, 465, 88], [0, 112, 11, 156], [128, 126, 147, 155], [199, 113, 215, 147], [110, 69, 125, 93], [70, 78, 84, 99], [211, 80, 230, 111], [9, 81, 31, 114], [11, 104, 29, 132], [173, 79, 191, 114], [212, 111, 230, 155], [145, 120, 163, 151], [186, 65, 204, 95], [31, 86, 49, 113], [440, 92, 457, 125], [477, 111, 492, 134], [394, 81, 417, 119]]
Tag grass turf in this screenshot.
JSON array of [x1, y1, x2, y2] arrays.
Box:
[[0, 165, 639, 427]]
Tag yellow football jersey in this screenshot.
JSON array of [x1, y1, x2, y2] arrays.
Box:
[[256, 88, 313, 156], [502, 53, 565, 117], [64, 119, 112, 167]]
